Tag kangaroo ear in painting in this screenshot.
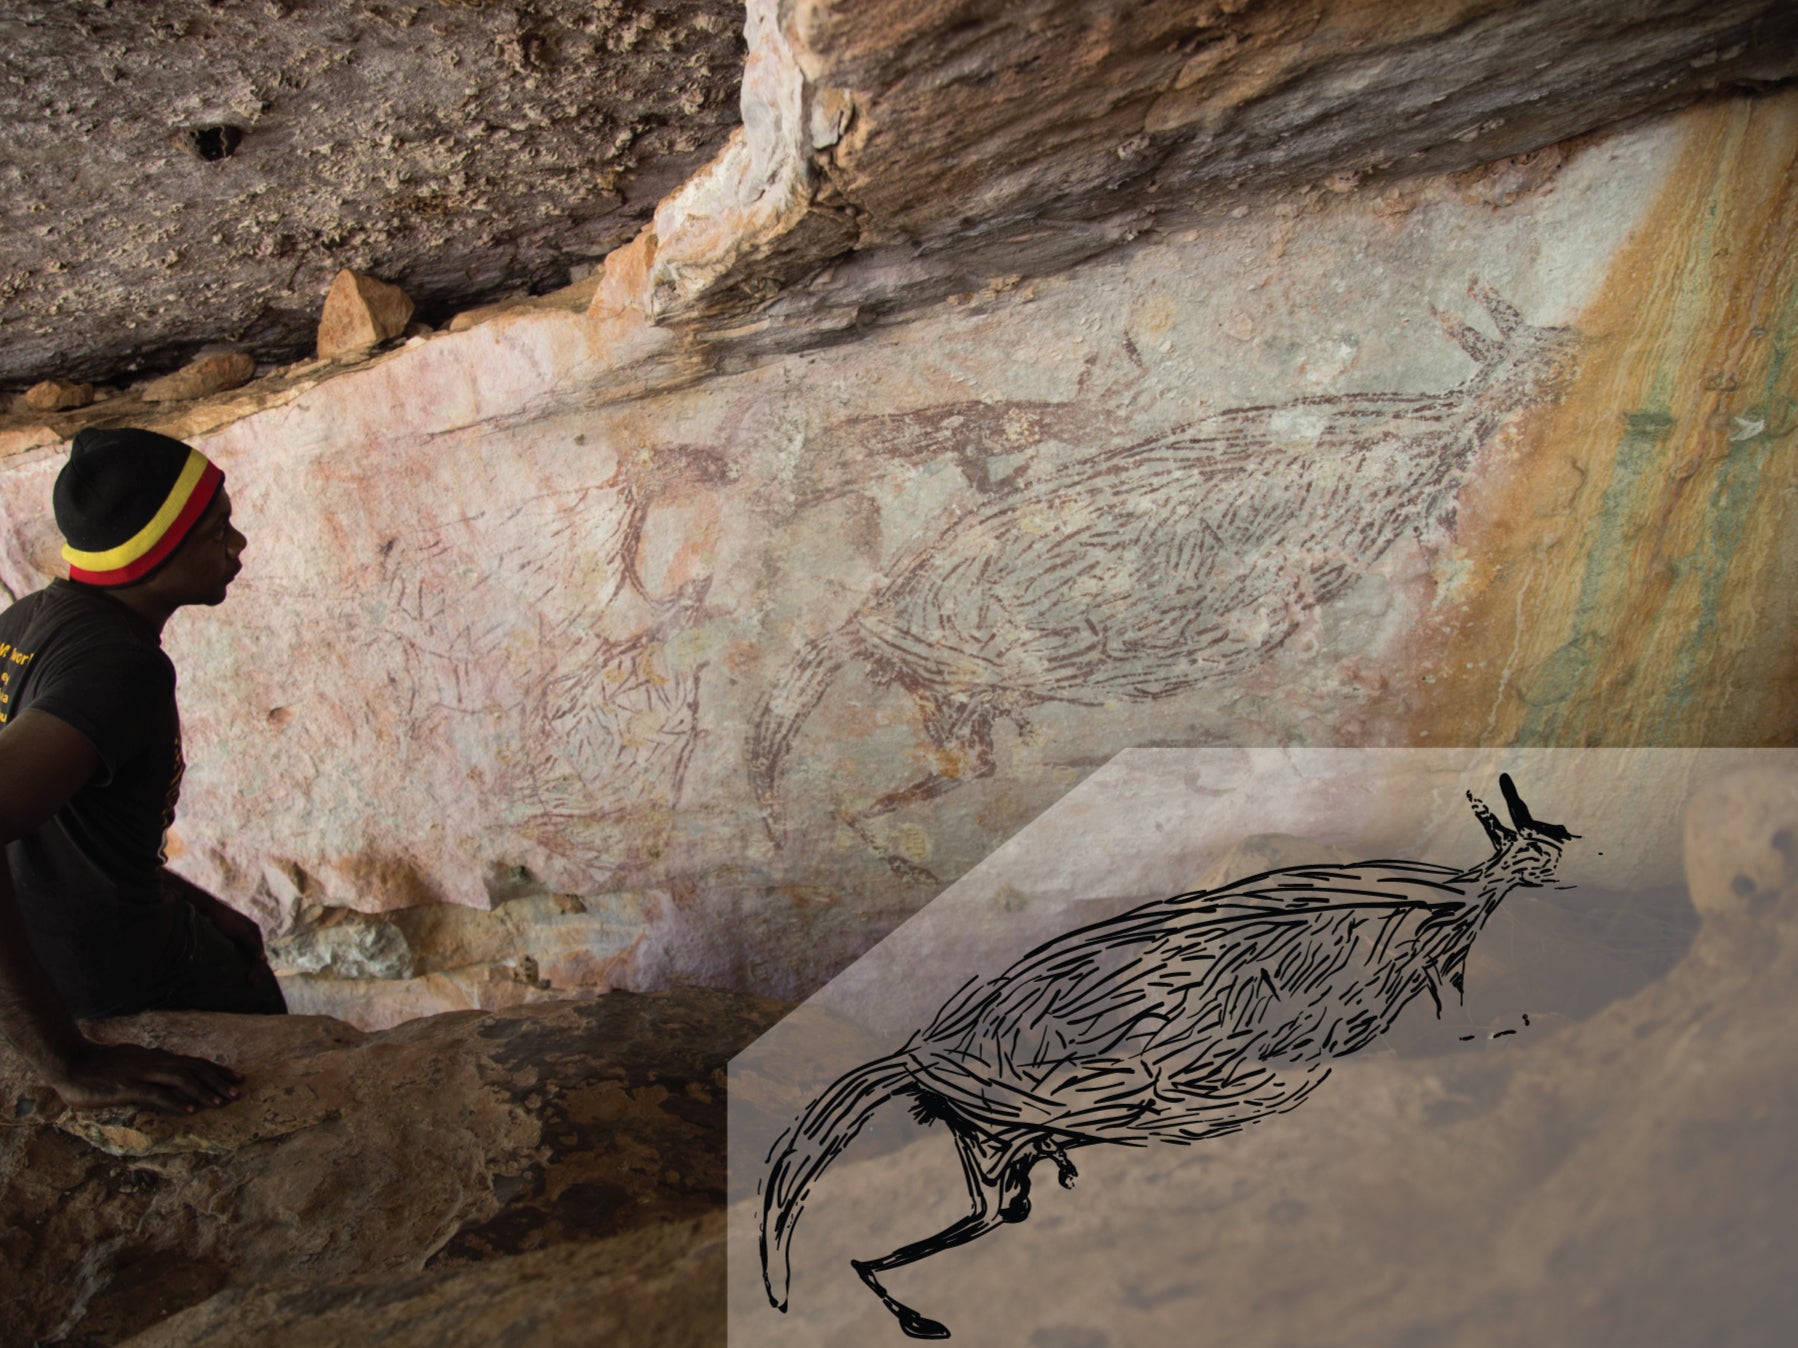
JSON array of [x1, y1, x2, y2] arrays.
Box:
[[1470, 278, 1524, 337], [1429, 302, 1502, 367], [1499, 772, 1576, 841]]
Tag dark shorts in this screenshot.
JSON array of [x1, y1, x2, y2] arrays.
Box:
[[137, 905, 288, 1017]]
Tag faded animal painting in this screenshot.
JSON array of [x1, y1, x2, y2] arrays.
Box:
[[750, 287, 1578, 878]]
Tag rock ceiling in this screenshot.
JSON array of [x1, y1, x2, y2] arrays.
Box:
[[2, 0, 1794, 396], [0, 0, 746, 389]]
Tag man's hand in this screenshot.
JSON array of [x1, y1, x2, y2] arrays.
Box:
[[48, 1040, 243, 1115]]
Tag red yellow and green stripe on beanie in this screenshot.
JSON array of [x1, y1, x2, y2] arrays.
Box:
[[53, 428, 223, 586]]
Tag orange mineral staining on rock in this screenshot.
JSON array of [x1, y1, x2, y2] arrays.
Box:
[[1408, 92, 1798, 748]]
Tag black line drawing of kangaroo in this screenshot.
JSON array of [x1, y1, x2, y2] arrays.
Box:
[[760, 775, 1576, 1340], [748, 285, 1576, 880]]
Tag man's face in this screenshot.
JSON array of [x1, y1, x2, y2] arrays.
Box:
[[158, 488, 246, 607]]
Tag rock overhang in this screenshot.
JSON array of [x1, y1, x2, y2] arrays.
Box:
[[3, 0, 1793, 401], [0, 0, 748, 392]]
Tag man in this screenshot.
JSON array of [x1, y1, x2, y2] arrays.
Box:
[[0, 426, 281, 1116]]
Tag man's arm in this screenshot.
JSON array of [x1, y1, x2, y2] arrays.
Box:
[[0, 708, 242, 1114]]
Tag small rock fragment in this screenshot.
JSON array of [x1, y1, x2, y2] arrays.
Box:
[[23, 379, 96, 412], [140, 352, 256, 404], [318, 269, 416, 361]]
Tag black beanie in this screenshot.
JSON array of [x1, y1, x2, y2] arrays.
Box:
[[53, 427, 223, 586]]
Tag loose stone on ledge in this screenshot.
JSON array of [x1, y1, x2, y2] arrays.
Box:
[[317, 269, 416, 362], [140, 352, 257, 404], [22, 379, 96, 412]]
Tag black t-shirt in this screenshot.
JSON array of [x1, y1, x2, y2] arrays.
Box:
[[0, 580, 188, 1016]]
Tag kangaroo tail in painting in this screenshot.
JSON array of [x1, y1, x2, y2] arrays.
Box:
[[761, 1053, 914, 1313], [748, 628, 852, 847]]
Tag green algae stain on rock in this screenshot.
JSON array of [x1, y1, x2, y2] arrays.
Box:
[[1410, 95, 1798, 750], [1514, 411, 1674, 736], [1518, 638, 1590, 709]]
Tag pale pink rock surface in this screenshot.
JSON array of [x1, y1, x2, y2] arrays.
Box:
[[0, 95, 1788, 1019]]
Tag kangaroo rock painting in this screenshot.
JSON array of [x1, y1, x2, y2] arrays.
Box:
[[749, 288, 1577, 878], [760, 775, 1576, 1340]]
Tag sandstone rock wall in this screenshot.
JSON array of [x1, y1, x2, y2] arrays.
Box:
[[645, 0, 1798, 338], [0, 11, 1790, 1345], [0, 91, 1791, 1024], [1, 0, 1794, 1024]]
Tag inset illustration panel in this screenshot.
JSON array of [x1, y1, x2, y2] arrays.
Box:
[[729, 748, 1796, 1345]]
